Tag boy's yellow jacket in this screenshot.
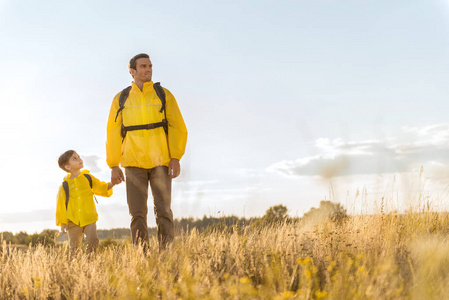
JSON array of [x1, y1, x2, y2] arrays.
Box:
[[106, 81, 188, 169], [56, 170, 112, 227]]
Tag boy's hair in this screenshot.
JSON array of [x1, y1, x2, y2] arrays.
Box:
[[58, 150, 75, 172], [128, 53, 150, 70]]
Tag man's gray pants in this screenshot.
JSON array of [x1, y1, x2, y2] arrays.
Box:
[[125, 166, 174, 249]]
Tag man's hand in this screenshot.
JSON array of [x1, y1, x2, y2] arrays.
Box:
[[61, 224, 68, 234], [111, 166, 125, 185], [168, 159, 181, 178]]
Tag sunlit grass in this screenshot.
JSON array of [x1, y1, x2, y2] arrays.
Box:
[[2, 210, 449, 299]]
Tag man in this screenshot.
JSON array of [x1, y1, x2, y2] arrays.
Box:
[[106, 53, 187, 250]]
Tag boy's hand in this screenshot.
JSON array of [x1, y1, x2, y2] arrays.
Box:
[[111, 167, 125, 185], [61, 224, 68, 234]]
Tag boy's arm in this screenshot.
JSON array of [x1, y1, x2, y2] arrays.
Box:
[[91, 175, 113, 197], [56, 185, 69, 226]]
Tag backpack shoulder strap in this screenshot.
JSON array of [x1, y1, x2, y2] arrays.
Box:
[[153, 82, 168, 133], [83, 173, 99, 204], [83, 174, 93, 189], [153, 82, 166, 114], [62, 181, 69, 209], [115, 86, 132, 122]]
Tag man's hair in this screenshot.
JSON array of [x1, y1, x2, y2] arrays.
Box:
[[58, 150, 75, 172], [129, 53, 150, 70]]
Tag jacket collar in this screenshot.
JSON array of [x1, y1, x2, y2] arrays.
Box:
[[64, 169, 90, 181], [131, 81, 153, 93]]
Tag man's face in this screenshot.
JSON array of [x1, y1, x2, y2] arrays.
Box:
[[131, 57, 152, 83]]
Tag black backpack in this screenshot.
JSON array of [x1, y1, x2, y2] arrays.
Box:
[[114, 82, 168, 139], [62, 174, 97, 209]]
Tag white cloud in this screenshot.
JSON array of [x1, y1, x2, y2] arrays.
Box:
[[82, 154, 103, 173], [268, 124, 449, 179], [401, 124, 449, 146]]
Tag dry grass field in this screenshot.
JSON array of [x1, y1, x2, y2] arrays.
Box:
[[2, 210, 449, 299]]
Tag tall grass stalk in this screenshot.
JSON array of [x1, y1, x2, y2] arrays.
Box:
[[2, 211, 449, 299]]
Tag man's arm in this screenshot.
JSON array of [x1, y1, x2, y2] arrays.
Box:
[[106, 93, 123, 169], [111, 166, 125, 185], [168, 158, 180, 178], [165, 89, 188, 162], [106, 93, 126, 184]]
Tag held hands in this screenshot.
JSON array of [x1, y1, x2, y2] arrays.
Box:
[[111, 166, 125, 185], [168, 158, 181, 178], [61, 224, 68, 234]]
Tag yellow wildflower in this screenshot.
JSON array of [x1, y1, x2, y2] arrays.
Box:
[[315, 290, 328, 299], [240, 276, 251, 284], [282, 291, 295, 298]]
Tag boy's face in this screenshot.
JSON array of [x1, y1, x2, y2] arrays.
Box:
[[64, 152, 83, 172]]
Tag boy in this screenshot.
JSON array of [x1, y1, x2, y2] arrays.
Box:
[[56, 150, 116, 256]]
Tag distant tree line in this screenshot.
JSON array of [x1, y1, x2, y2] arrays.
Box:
[[1, 201, 347, 246], [0, 229, 57, 246]]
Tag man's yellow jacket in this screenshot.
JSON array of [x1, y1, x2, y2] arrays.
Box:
[[56, 170, 112, 227], [106, 81, 188, 169]]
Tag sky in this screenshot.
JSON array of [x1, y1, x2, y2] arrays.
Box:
[[0, 0, 449, 233]]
